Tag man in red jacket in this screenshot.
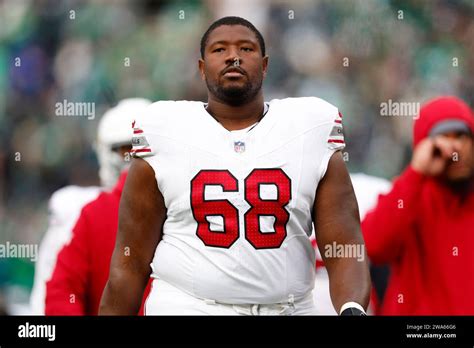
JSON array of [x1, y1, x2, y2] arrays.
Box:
[[45, 171, 151, 315], [362, 96, 474, 315]]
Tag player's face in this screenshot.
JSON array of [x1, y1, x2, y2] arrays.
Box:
[[441, 132, 474, 182], [199, 25, 268, 106]]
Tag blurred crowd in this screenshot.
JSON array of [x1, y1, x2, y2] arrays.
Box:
[[0, 0, 473, 311]]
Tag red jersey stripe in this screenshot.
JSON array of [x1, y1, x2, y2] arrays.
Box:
[[316, 259, 325, 269]]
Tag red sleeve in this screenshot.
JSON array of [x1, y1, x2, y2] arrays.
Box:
[[45, 209, 90, 315], [361, 166, 425, 265]]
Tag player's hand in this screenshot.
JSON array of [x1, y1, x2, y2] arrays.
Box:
[[411, 136, 455, 176]]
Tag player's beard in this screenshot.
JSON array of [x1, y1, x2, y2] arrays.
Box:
[[206, 76, 262, 107]]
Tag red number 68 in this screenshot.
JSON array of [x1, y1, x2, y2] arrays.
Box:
[[190, 169, 291, 249]]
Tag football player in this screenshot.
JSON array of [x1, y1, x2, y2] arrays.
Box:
[[100, 17, 370, 315], [30, 98, 151, 314]]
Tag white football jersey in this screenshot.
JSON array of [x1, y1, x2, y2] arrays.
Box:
[[132, 97, 344, 304], [29, 185, 101, 314]]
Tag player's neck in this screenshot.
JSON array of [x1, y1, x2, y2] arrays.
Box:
[[206, 95, 265, 131]]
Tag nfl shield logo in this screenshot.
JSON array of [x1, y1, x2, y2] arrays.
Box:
[[234, 141, 245, 153]]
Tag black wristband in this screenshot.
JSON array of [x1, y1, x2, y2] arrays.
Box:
[[340, 307, 367, 316]]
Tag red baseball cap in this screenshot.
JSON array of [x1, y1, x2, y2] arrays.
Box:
[[413, 96, 474, 147]]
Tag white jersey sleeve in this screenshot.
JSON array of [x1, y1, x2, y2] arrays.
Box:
[[130, 114, 155, 159], [299, 97, 345, 181], [29, 186, 101, 314]]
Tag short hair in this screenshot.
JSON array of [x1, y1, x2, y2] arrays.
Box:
[[200, 16, 266, 58]]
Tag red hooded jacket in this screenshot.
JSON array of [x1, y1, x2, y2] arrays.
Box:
[[362, 96, 474, 315], [45, 171, 151, 315]]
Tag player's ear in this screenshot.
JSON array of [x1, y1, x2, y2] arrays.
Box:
[[262, 55, 269, 79], [198, 59, 206, 81]]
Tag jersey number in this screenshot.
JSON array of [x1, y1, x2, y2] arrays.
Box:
[[190, 169, 291, 249]]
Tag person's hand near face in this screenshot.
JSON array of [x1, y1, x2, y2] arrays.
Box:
[[411, 132, 474, 181]]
